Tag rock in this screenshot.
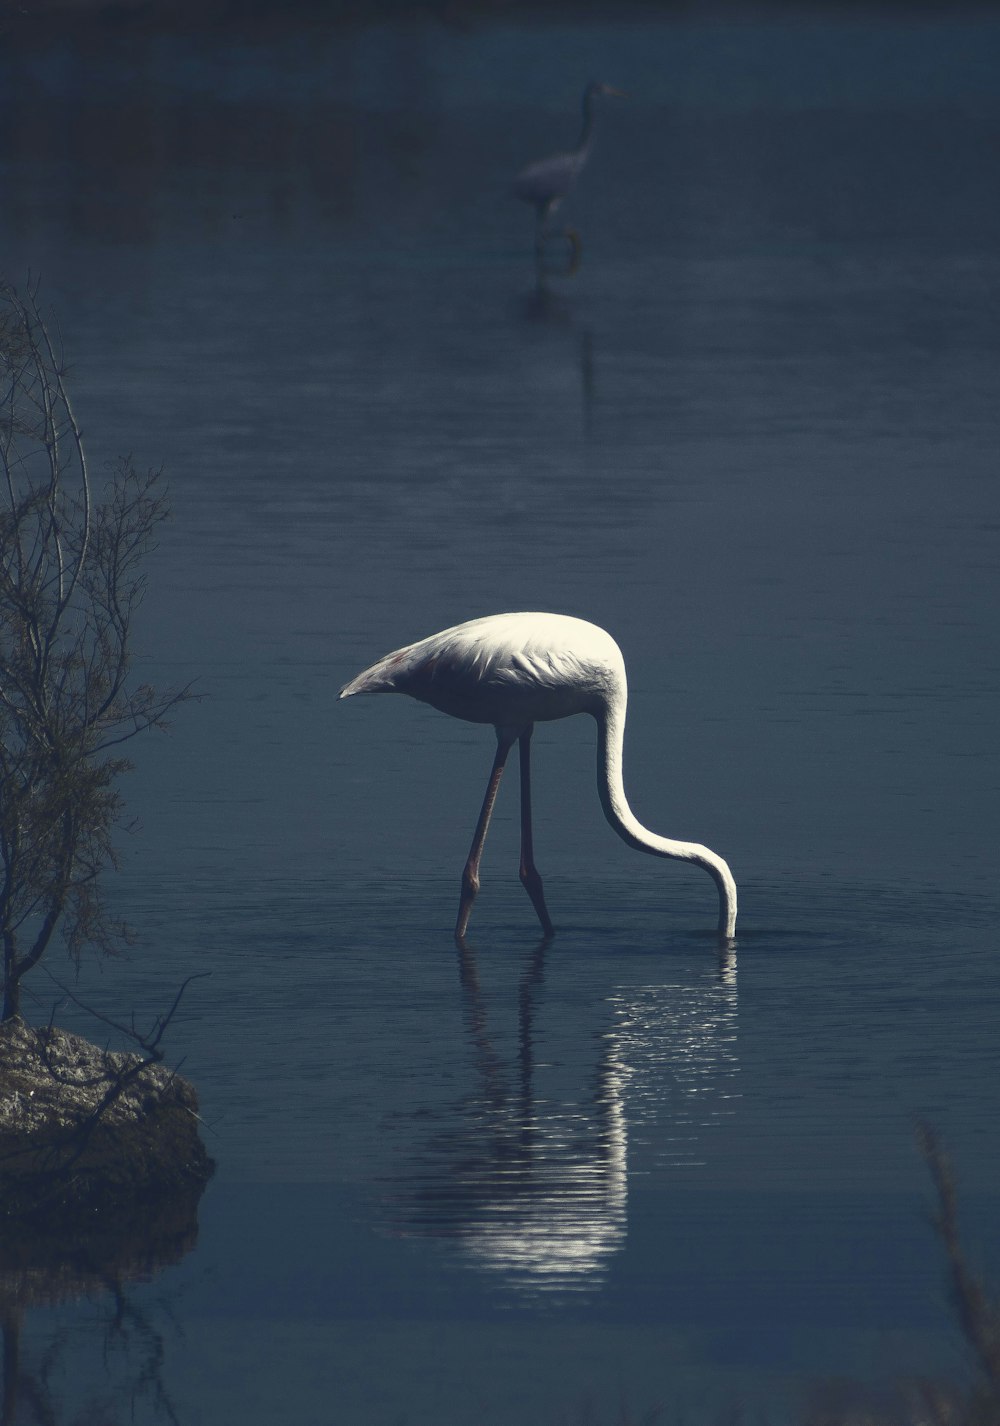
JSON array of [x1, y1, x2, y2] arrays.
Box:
[[0, 1015, 214, 1229]]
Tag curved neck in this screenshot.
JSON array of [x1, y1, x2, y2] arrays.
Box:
[[595, 687, 738, 941], [575, 88, 596, 156]]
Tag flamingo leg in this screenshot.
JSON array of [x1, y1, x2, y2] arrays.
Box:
[[534, 199, 560, 266], [534, 212, 549, 271], [518, 728, 555, 937], [456, 730, 516, 941]]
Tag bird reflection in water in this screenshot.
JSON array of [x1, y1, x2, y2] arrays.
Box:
[[605, 948, 739, 1170], [514, 279, 596, 439], [452, 940, 628, 1293], [383, 942, 738, 1300]]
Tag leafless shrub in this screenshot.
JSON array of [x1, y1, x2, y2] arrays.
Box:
[[1, 278, 191, 1021], [803, 1129, 1000, 1426], [916, 1125, 1000, 1425]]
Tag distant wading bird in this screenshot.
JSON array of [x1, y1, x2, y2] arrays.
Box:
[[513, 80, 626, 271], [339, 613, 737, 943]]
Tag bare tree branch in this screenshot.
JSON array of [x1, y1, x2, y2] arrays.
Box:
[[919, 1123, 1000, 1403], [1, 279, 193, 1021]]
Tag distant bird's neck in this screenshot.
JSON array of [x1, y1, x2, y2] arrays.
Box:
[[575, 89, 597, 156]]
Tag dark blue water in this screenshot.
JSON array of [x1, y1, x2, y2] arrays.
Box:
[[2, 10, 999, 1423]]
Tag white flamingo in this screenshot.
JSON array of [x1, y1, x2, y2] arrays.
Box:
[[339, 612, 737, 943], [513, 80, 626, 267]]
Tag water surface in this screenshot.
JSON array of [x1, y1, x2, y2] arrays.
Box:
[[2, 10, 999, 1423]]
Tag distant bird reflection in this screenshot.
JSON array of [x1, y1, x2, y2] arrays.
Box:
[[383, 943, 739, 1300], [514, 282, 597, 436], [513, 80, 626, 275], [517, 279, 575, 326]]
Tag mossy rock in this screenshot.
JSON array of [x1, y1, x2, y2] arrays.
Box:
[[0, 1016, 214, 1230]]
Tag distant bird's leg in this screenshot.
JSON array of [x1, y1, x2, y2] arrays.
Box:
[[534, 207, 550, 267], [517, 728, 555, 937], [534, 198, 563, 269], [456, 729, 516, 942], [562, 228, 582, 276]]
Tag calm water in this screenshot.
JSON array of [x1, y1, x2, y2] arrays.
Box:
[[2, 9, 999, 1423]]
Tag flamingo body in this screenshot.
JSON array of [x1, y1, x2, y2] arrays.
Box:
[[513, 150, 589, 216], [340, 612, 737, 942], [512, 81, 625, 264], [340, 611, 617, 729]]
